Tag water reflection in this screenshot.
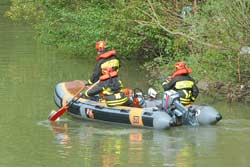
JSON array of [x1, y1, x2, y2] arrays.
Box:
[[48, 120, 72, 159], [50, 121, 71, 146], [46, 120, 220, 167], [128, 132, 143, 165]]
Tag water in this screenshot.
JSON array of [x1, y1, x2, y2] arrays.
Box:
[[0, 3, 250, 167]]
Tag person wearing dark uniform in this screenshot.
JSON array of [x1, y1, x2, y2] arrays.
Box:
[[85, 40, 120, 86], [82, 67, 132, 107], [162, 62, 199, 106]]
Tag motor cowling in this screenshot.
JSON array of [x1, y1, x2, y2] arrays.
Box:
[[162, 90, 180, 112]]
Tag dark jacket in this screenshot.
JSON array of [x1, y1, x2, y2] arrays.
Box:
[[162, 74, 199, 105]]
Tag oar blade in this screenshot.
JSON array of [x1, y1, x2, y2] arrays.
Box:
[[48, 106, 69, 121]]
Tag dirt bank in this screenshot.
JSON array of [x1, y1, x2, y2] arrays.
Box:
[[197, 80, 250, 104]]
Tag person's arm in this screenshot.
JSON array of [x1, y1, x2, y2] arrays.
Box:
[[162, 77, 176, 91], [191, 84, 199, 101], [84, 83, 103, 97], [87, 61, 102, 84]]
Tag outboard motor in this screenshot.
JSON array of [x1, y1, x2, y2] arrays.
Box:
[[163, 90, 199, 126]]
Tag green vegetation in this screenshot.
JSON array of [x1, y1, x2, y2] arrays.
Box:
[[5, 0, 250, 102]]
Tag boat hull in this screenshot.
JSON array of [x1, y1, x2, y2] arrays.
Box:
[[54, 80, 173, 129], [53, 80, 222, 129]]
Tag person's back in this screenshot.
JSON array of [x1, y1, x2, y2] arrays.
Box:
[[162, 62, 199, 105], [85, 41, 120, 85], [82, 67, 131, 107]]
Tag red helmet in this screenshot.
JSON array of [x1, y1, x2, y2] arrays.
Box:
[[96, 41, 107, 52], [175, 62, 187, 71]]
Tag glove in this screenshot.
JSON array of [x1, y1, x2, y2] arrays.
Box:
[[80, 91, 86, 97], [167, 76, 172, 81], [161, 75, 172, 82], [191, 96, 196, 102], [84, 81, 90, 86]]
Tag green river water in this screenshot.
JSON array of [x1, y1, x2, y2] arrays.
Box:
[[0, 3, 250, 167]]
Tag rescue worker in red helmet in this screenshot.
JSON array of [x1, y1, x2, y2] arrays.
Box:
[[81, 67, 132, 107], [162, 62, 199, 105], [85, 40, 120, 86]]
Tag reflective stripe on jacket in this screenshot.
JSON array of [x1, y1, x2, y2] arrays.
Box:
[[85, 76, 128, 107]]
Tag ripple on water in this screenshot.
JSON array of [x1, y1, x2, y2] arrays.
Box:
[[220, 119, 250, 132]]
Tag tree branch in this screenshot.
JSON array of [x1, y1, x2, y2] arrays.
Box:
[[137, 0, 229, 50]]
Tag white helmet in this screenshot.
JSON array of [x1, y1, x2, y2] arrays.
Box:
[[148, 88, 157, 98]]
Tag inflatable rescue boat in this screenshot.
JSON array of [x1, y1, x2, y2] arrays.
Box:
[[53, 80, 222, 129]]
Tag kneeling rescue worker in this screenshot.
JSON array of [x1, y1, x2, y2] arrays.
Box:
[[81, 67, 133, 107], [85, 40, 120, 86], [162, 62, 199, 106]]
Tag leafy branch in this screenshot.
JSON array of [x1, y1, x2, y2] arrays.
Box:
[[135, 0, 228, 50]]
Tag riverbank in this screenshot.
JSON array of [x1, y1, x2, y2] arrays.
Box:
[[197, 80, 250, 104]]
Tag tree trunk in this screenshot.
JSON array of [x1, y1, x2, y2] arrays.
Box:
[[193, 0, 197, 13]]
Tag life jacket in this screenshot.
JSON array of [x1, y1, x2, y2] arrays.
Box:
[[171, 68, 192, 79], [99, 71, 118, 81], [96, 50, 117, 61]]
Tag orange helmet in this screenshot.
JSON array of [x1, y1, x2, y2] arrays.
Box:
[[175, 62, 187, 71], [96, 41, 107, 52]]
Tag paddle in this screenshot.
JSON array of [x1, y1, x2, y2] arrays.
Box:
[[48, 80, 100, 121]]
